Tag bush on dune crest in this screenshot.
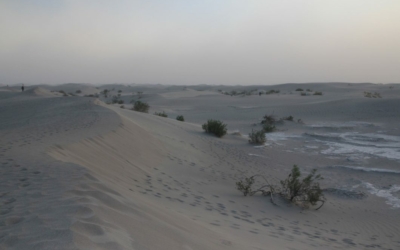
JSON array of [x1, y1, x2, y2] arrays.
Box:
[[176, 115, 184, 121], [236, 165, 325, 210], [202, 119, 227, 138], [154, 111, 168, 117], [132, 101, 149, 113]]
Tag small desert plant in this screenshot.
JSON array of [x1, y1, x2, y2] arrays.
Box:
[[154, 111, 168, 117], [313, 91, 323, 95], [118, 100, 124, 104], [76, 90, 82, 94], [283, 115, 294, 121], [102, 89, 109, 97], [300, 92, 307, 96], [59, 90, 68, 97], [364, 91, 381, 98], [236, 165, 325, 210], [176, 115, 184, 121], [296, 88, 304, 91], [132, 101, 149, 113], [306, 88, 312, 92], [263, 124, 276, 133], [120, 105, 125, 109], [265, 89, 280, 94], [118, 90, 122, 93], [202, 119, 227, 138], [112, 96, 119, 104], [261, 114, 277, 125], [248, 129, 266, 144], [236, 177, 255, 196], [280, 165, 325, 207]]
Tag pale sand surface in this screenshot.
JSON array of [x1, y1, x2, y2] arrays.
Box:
[[1, 83, 400, 249]]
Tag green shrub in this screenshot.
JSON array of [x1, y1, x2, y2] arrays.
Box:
[[265, 89, 280, 94], [76, 90, 82, 94], [202, 119, 227, 138], [236, 165, 325, 209], [283, 115, 294, 121], [154, 111, 168, 117], [132, 101, 149, 113], [120, 105, 125, 109], [112, 96, 119, 104], [118, 100, 124, 104], [296, 88, 303, 91], [300, 92, 307, 96], [176, 115, 185, 122], [261, 114, 277, 125], [313, 91, 323, 95], [58, 90, 68, 97], [236, 177, 255, 196], [248, 129, 266, 144], [280, 165, 324, 206], [263, 124, 276, 133]]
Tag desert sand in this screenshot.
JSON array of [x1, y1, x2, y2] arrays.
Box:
[[1, 83, 399, 249]]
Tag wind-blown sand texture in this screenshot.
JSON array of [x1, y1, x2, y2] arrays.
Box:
[[1, 83, 399, 249]]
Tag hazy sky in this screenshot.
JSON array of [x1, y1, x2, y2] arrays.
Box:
[[1, 0, 399, 85]]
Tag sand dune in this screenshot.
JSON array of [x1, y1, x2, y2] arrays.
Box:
[[1, 83, 399, 249]]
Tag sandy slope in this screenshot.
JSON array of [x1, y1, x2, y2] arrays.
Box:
[[1, 83, 400, 250]]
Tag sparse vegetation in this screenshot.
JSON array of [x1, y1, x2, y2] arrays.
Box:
[[236, 176, 256, 196], [176, 115, 185, 122], [76, 90, 82, 94], [296, 88, 304, 91], [300, 92, 307, 96], [282, 115, 294, 121], [112, 96, 119, 104], [132, 101, 149, 113], [120, 105, 125, 109], [248, 129, 266, 144], [280, 165, 325, 208], [364, 91, 382, 98], [263, 124, 276, 133], [59, 90, 68, 97], [236, 165, 325, 210], [102, 89, 109, 98], [202, 119, 227, 138], [265, 89, 280, 95], [261, 114, 277, 125], [154, 111, 168, 117], [313, 91, 323, 95]]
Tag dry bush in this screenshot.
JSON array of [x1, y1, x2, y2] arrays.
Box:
[[236, 165, 325, 210]]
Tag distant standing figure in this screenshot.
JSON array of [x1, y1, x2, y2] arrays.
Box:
[[21, 84, 24, 92]]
